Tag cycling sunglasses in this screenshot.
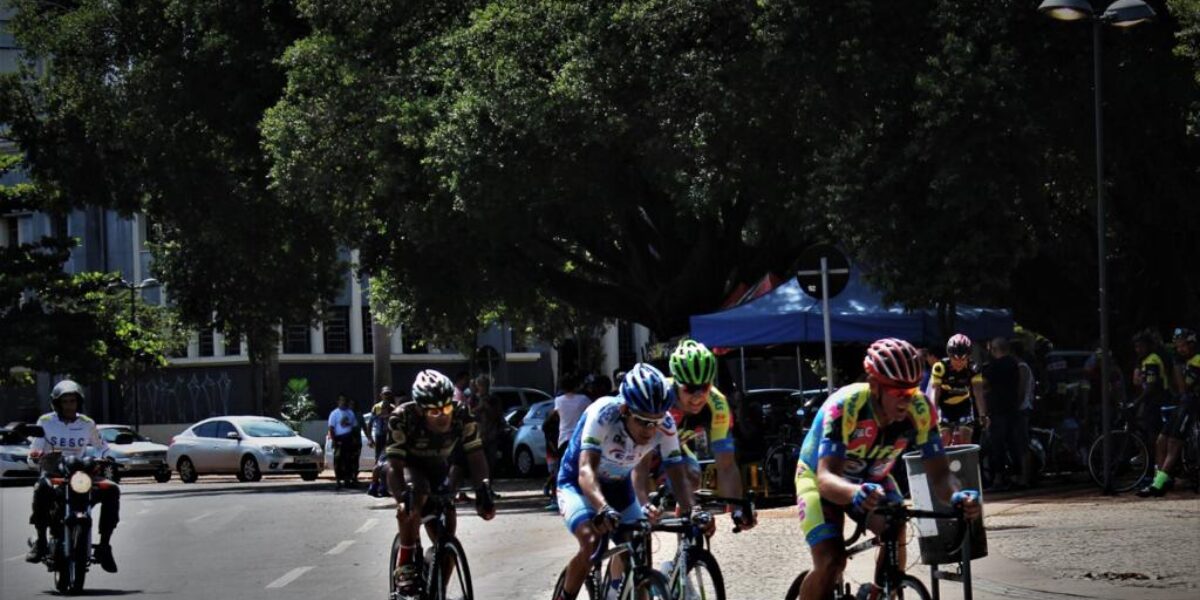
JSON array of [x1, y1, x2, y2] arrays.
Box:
[[681, 382, 711, 395], [423, 404, 454, 417], [629, 414, 665, 429]]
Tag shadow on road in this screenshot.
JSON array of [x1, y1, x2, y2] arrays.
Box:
[[41, 589, 143, 597]]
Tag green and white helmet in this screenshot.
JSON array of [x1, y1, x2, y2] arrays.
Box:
[[669, 339, 717, 386]]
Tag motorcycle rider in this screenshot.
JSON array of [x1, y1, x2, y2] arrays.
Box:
[[25, 380, 121, 573]]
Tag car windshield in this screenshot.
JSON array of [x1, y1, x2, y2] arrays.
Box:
[[100, 428, 149, 443], [241, 420, 295, 438]]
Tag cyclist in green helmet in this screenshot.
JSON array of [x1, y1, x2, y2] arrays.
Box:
[[636, 339, 755, 530]]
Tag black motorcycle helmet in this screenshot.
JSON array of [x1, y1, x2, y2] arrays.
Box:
[[50, 379, 85, 414]]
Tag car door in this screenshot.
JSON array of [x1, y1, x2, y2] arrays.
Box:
[[188, 422, 219, 471], [210, 421, 240, 473], [525, 402, 552, 460]]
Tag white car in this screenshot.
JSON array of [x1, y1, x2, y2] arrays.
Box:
[[323, 413, 378, 474], [97, 425, 171, 483], [167, 416, 324, 483], [0, 426, 37, 482]]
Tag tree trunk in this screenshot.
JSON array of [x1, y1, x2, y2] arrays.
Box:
[[373, 322, 393, 396], [262, 346, 281, 417]]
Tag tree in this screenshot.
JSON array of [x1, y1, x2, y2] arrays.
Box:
[[0, 155, 183, 388], [2, 0, 345, 414]]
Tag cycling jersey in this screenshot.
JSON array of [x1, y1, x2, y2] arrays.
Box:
[[385, 401, 482, 463], [666, 379, 734, 461], [797, 383, 943, 482], [558, 396, 684, 486], [1139, 353, 1170, 399], [929, 359, 981, 406], [30, 413, 108, 458], [794, 383, 943, 546], [1184, 354, 1200, 395]]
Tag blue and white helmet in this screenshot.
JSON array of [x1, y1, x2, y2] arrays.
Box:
[[619, 363, 672, 414]]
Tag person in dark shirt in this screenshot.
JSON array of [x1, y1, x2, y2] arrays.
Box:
[[982, 338, 1024, 490]]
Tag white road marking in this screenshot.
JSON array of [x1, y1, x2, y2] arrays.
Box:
[[266, 566, 313, 589], [355, 518, 377, 534], [185, 510, 213, 523], [326, 540, 356, 555]]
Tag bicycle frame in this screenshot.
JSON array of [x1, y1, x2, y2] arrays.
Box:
[[588, 521, 654, 600]]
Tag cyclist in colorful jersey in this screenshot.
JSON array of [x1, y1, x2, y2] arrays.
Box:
[[25, 380, 121, 573], [386, 370, 495, 595], [662, 339, 755, 529], [929, 333, 986, 447], [554, 364, 708, 600], [794, 338, 981, 600], [1132, 330, 1172, 444], [1139, 327, 1199, 497]]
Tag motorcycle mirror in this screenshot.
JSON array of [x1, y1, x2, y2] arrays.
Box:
[[22, 424, 45, 438]]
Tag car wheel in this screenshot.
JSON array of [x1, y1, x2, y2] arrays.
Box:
[[177, 457, 198, 483], [238, 455, 262, 483], [101, 462, 120, 483], [154, 469, 172, 483], [514, 446, 536, 478], [300, 471, 318, 482]]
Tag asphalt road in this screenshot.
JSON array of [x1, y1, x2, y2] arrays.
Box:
[[0, 476, 578, 600]]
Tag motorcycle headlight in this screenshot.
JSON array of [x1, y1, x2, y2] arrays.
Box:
[[69, 471, 93, 494]]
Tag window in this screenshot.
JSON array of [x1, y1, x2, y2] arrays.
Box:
[[283, 323, 311, 354], [51, 213, 68, 239], [617, 321, 637, 371], [100, 427, 146, 443], [213, 421, 236, 439], [530, 402, 552, 420], [1, 216, 18, 247], [362, 307, 373, 354], [198, 331, 214, 357], [323, 306, 350, 354], [241, 420, 294, 438], [192, 422, 219, 438], [224, 333, 241, 356]]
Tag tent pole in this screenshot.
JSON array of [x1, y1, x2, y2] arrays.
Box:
[[821, 257, 835, 394], [740, 347, 747, 391], [796, 344, 804, 391]]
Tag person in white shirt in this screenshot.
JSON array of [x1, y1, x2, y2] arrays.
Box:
[[328, 394, 362, 489], [551, 372, 592, 458], [26, 380, 121, 572]]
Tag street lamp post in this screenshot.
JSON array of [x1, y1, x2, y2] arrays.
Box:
[[1037, 0, 1155, 494], [110, 278, 160, 433]]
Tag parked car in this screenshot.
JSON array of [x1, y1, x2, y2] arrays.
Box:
[[0, 425, 37, 482], [323, 413, 377, 474], [490, 386, 553, 474], [509, 399, 554, 477], [96, 425, 171, 483], [167, 416, 324, 483]]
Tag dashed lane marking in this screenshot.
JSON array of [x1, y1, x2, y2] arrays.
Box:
[[326, 540, 356, 555], [356, 518, 378, 534], [185, 510, 213, 523], [266, 566, 313, 589]]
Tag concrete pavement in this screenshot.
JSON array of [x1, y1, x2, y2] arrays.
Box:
[[1, 475, 1196, 599]]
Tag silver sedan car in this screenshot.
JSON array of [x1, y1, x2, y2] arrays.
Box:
[[167, 416, 324, 483]]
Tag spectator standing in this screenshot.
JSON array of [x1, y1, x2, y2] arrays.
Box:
[[982, 338, 1023, 491], [1131, 329, 1171, 488], [919, 346, 939, 399], [1014, 343, 1036, 487], [367, 387, 397, 497], [453, 371, 472, 409], [328, 394, 362, 489], [542, 406, 561, 510], [472, 375, 504, 489]]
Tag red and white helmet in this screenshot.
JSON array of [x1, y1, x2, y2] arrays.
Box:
[[946, 334, 972, 358], [864, 338, 923, 388]]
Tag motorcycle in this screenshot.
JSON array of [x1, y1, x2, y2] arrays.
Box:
[[28, 450, 116, 595]]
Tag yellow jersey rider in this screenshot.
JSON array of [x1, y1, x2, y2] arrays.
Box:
[[930, 334, 986, 446]]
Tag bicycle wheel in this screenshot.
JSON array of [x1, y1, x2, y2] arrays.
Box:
[[551, 567, 597, 600], [676, 547, 724, 600], [430, 537, 473, 600], [783, 571, 807, 600], [764, 443, 800, 497], [884, 575, 931, 600], [633, 568, 672, 599], [388, 533, 400, 597], [1088, 431, 1149, 492]]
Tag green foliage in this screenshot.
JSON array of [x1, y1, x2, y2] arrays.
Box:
[[280, 377, 317, 432], [0, 158, 184, 386]]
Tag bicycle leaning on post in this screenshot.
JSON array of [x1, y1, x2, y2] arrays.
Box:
[[389, 487, 474, 600], [1087, 399, 1154, 493], [783, 502, 973, 600], [649, 487, 757, 600]]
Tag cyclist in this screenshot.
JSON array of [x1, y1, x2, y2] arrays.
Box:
[[386, 370, 495, 595], [794, 338, 981, 600], [1138, 327, 1199, 497], [662, 339, 755, 529], [1132, 330, 1172, 456], [929, 334, 986, 447], [554, 364, 708, 600], [25, 380, 121, 573]]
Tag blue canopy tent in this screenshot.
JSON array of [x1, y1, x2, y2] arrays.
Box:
[[689, 267, 1013, 347]]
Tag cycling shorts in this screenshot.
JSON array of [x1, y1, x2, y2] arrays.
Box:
[[557, 479, 643, 534], [403, 458, 450, 498], [939, 401, 974, 427], [1166, 395, 1197, 440], [794, 463, 903, 547]]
